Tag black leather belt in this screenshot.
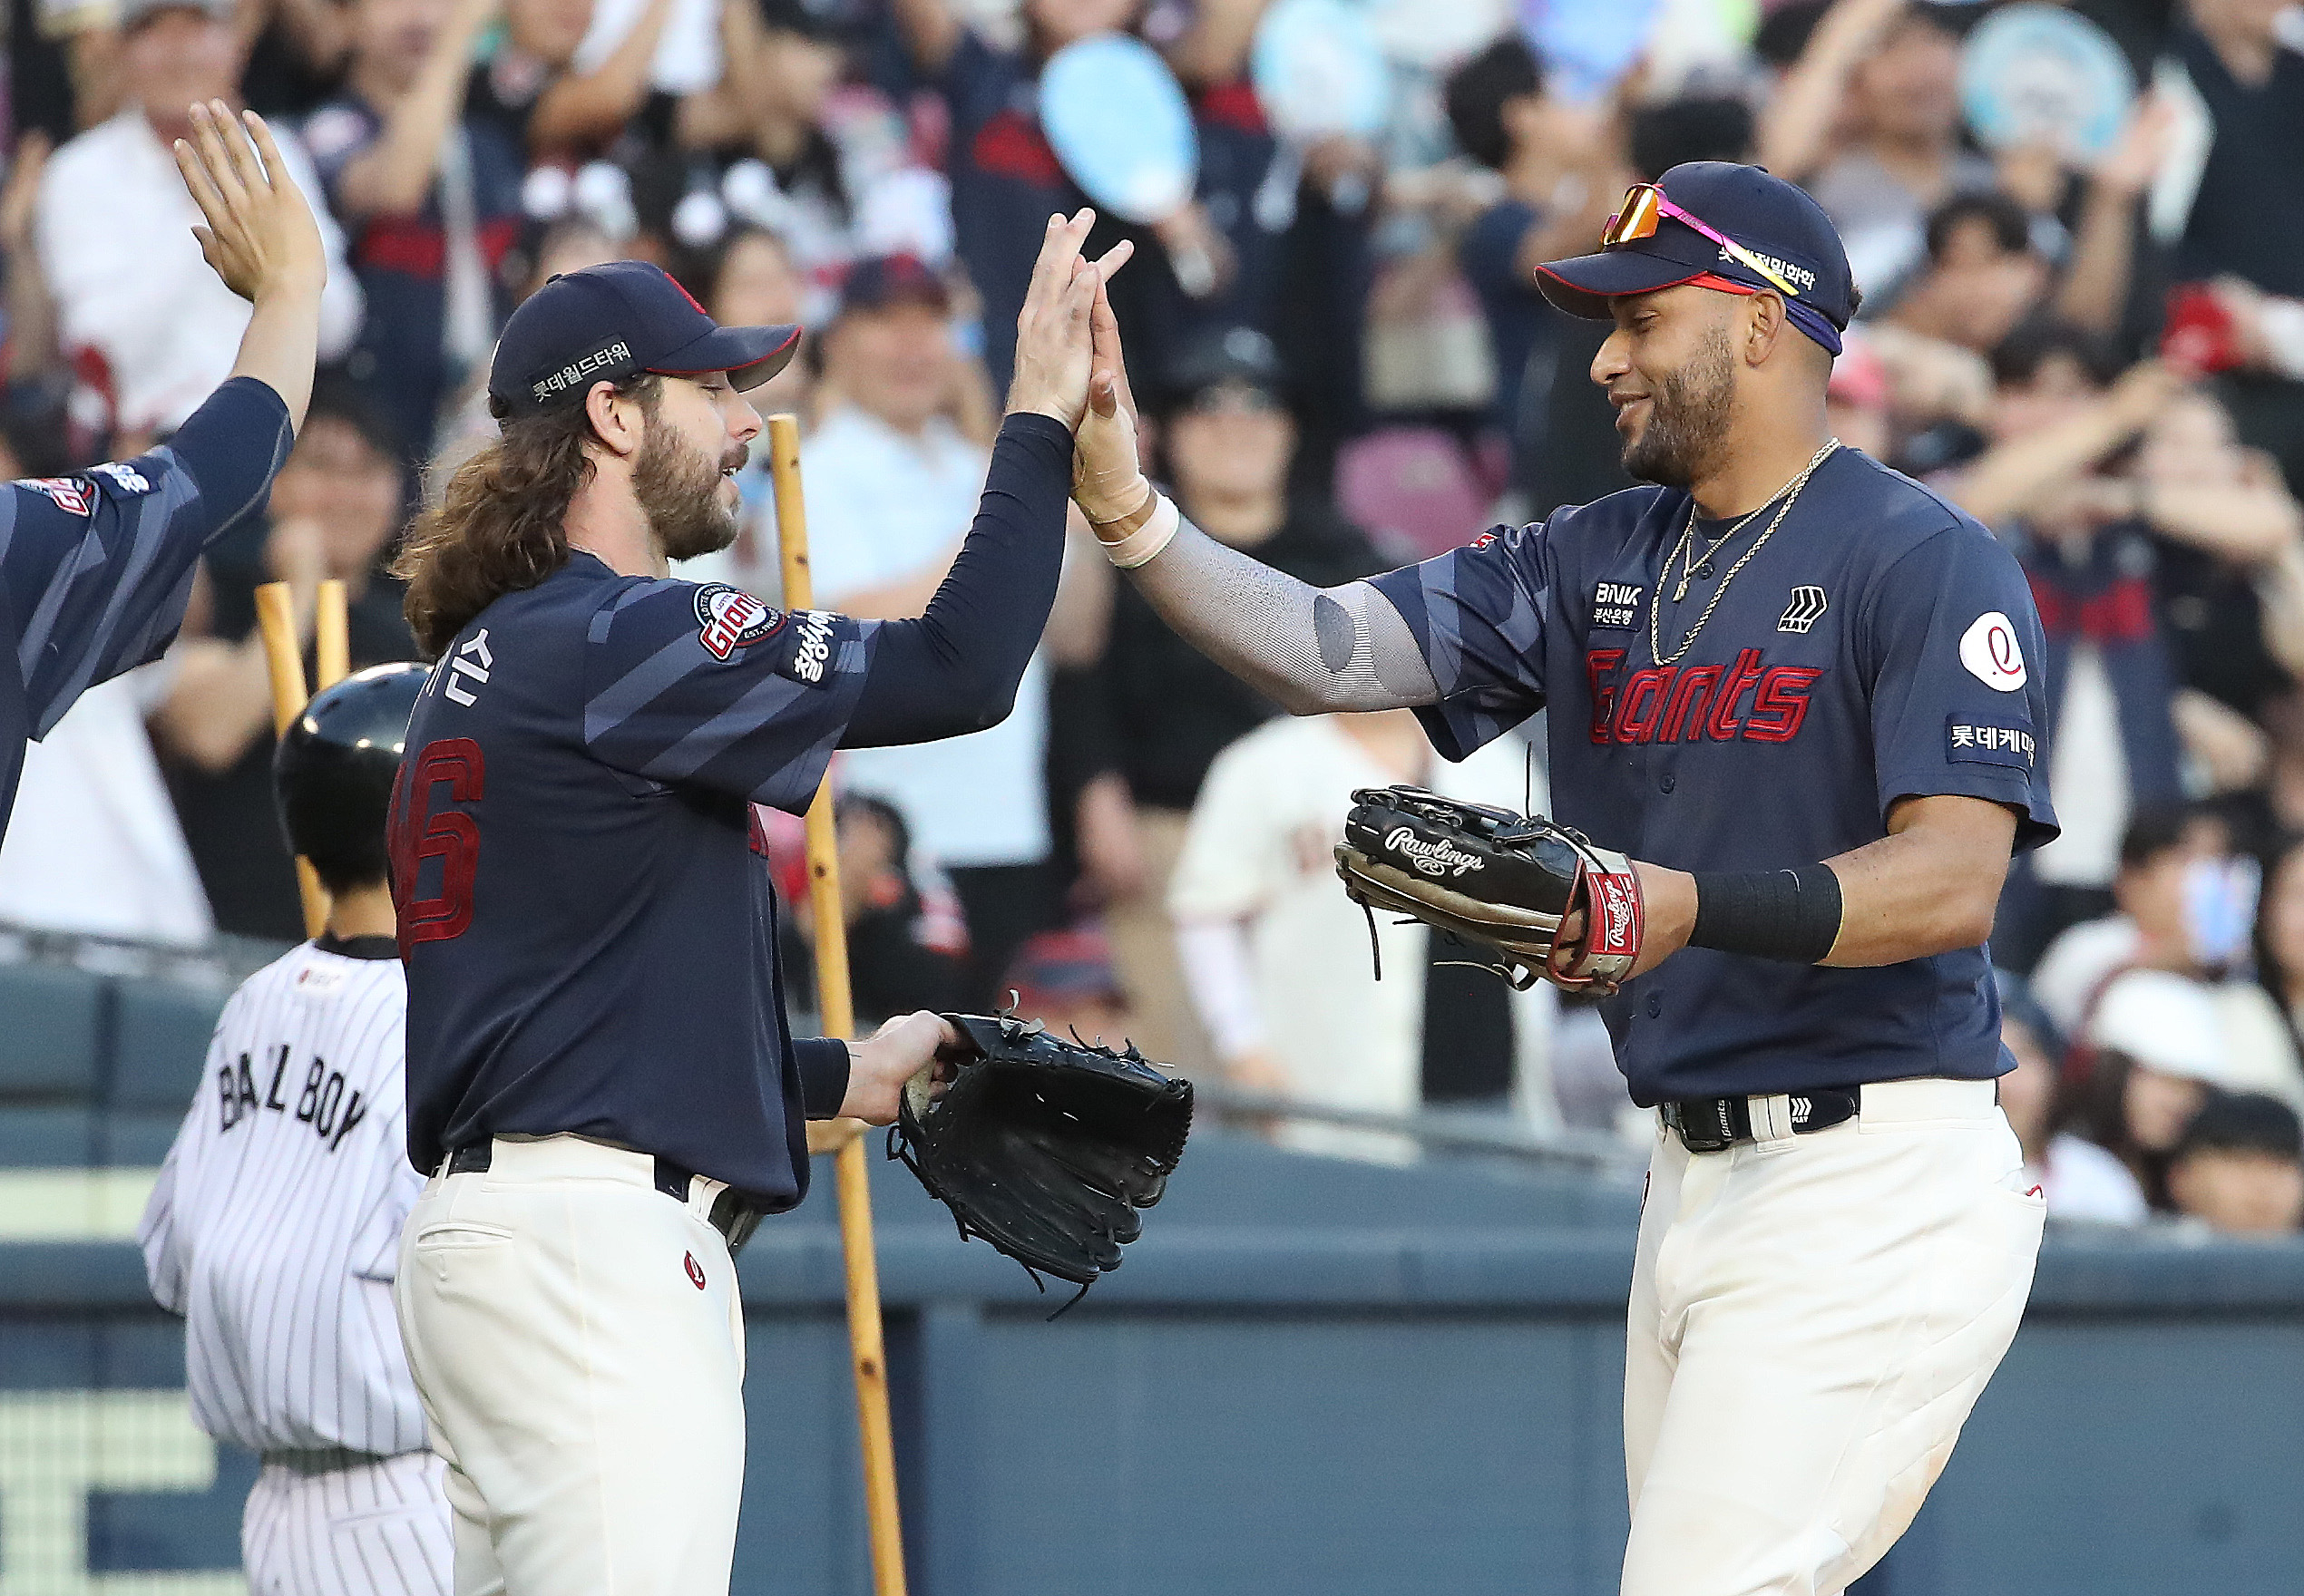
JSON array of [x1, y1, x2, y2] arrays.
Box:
[[444, 1142, 766, 1253], [1660, 1086, 1862, 1153]]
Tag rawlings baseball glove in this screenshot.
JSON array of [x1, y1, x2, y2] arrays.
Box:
[[890, 1012, 1193, 1306], [1333, 785, 1645, 993]]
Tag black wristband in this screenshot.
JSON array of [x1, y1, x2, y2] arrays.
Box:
[[1687, 866, 1843, 963]]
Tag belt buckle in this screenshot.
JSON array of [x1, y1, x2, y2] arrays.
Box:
[[1665, 1097, 1741, 1154]]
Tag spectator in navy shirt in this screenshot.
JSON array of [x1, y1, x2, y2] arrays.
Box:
[[889, 0, 1225, 392], [306, 0, 528, 464]]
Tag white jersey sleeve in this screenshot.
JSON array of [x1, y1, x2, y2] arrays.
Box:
[[135, 940, 428, 1458]]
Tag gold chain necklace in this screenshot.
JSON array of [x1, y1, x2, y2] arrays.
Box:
[[1649, 439, 1840, 667]]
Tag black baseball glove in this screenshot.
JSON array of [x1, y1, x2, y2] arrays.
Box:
[[1333, 785, 1645, 993], [890, 1012, 1193, 1307]]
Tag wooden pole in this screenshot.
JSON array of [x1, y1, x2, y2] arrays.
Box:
[[766, 413, 909, 1596], [314, 578, 350, 692], [252, 580, 332, 939]]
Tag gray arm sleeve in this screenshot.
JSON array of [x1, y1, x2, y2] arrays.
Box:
[[1123, 513, 1440, 713]]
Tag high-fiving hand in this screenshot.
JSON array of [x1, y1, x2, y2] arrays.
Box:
[[1007, 209, 1135, 433], [173, 101, 327, 308], [1072, 272, 1153, 527]]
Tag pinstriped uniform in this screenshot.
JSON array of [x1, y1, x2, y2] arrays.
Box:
[[140, 939, 449, 1594]]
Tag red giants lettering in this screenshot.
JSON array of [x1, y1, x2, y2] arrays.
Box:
[[1582, 649, 1822, 746], [1586, 648, 1625, 744]]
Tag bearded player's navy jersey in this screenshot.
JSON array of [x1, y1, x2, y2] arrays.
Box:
[[0, 377, 290, 837], [1368, 446, 2057, 1105], [393, 552, 871, 1203]]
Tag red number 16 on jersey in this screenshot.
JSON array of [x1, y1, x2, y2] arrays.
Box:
[[389, 738, 486, 953]]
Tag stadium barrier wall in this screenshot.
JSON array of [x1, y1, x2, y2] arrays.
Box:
[[0, 1134, 2299, 1595]]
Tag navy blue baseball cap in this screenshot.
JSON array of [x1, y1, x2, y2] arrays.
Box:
[[489, 260, 802, 418], [1536, 162, 1856, 354]]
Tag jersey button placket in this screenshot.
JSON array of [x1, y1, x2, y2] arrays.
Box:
[[1659, 774, 1675, 794]]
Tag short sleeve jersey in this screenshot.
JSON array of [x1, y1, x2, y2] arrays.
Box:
[[393, 554, 873, 1202], [1369, 448, 2058, 1105]]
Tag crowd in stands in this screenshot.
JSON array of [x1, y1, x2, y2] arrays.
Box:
[[0, 0, 2299, 1228]]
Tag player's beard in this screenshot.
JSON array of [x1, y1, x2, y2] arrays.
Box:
[[634, 424, 747, 561], [1620, 327, 1737, 491]]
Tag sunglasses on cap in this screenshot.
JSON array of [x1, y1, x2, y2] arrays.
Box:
[[1601, 184, 1803, 300]]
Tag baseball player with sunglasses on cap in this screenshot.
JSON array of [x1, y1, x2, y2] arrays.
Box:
[[1068, 162, 2056, 1595]]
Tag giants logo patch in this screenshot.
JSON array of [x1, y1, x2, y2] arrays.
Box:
[[693, 585, 786, 660], [1585, 648, 1821, 745], [24, 477, 92, 516]]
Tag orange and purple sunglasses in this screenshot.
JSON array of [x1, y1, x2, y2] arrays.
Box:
[[1601, 184, 1802, 300]]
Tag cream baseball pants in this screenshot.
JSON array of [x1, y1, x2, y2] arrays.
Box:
[[1623, 1077, 2045, 1596], [394, 1135, 749, 1596]]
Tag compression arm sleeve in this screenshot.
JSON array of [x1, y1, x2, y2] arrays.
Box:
[[1122, 511, 1440, 714], [843, 413, 1070, 747]]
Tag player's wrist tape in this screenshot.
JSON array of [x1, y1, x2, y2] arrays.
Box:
[[1687, 865, 1843, 963], [1093, 491, 1179, 569]]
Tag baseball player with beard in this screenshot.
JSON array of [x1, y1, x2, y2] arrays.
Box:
[[386, 215, 1128, 1594], [1069, 163, 2056, 1595]]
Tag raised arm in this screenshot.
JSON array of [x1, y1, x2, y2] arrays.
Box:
[[174, 101, 328, 432], [843, 214, 1135, 745], [330, 0, 499, 219], [1069, 277, 1440, 714]]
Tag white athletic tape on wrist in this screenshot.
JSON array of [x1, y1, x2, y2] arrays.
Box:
[[1097, 492, 1180, 569]]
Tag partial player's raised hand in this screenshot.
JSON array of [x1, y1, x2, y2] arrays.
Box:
[[1007, 209, 1134, 431], [174, 102, 327, 308], [1073, 271, 1150, 525]]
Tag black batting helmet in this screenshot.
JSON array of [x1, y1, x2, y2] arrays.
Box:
[[273, 662, 428, 895]]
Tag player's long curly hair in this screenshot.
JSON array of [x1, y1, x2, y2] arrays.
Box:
[[395, 375, 661, 658]]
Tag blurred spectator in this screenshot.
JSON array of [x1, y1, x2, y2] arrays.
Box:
[[2168, 0, 2304, 487], [1770, 0, 1990, 292], [2222, 832, 2304, 1111], [486, 0, 656, 152], [0, 670, 213, 942], [890, 0, 1222, 390], [1885, 192, 2049, 355], [1826, 328, 1893, 458], [802, 253, 1059, 1006], [1169, 709, 1554, 1162], [2078, 966, 2250, 1209], [35, 0, 363, 440], [1440, 34, 1616, 500], [825, 792, 969, 1027], [677, 225, 813, 595], [1169, 0, 1379, 482], [1996, 968, 2148, 1223], [153, 375, 417, 939], [2033, 805, 2226, 1029], [2134, 385, 2304, 725], [1962, 326, 2185, 963], [1068, 325, 1381, 1076], [304, 0, 527, 464], [2166, 1090, 2304, 1233], [1001, 921, 1133, 1046], [673, 0, 932, 288]]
